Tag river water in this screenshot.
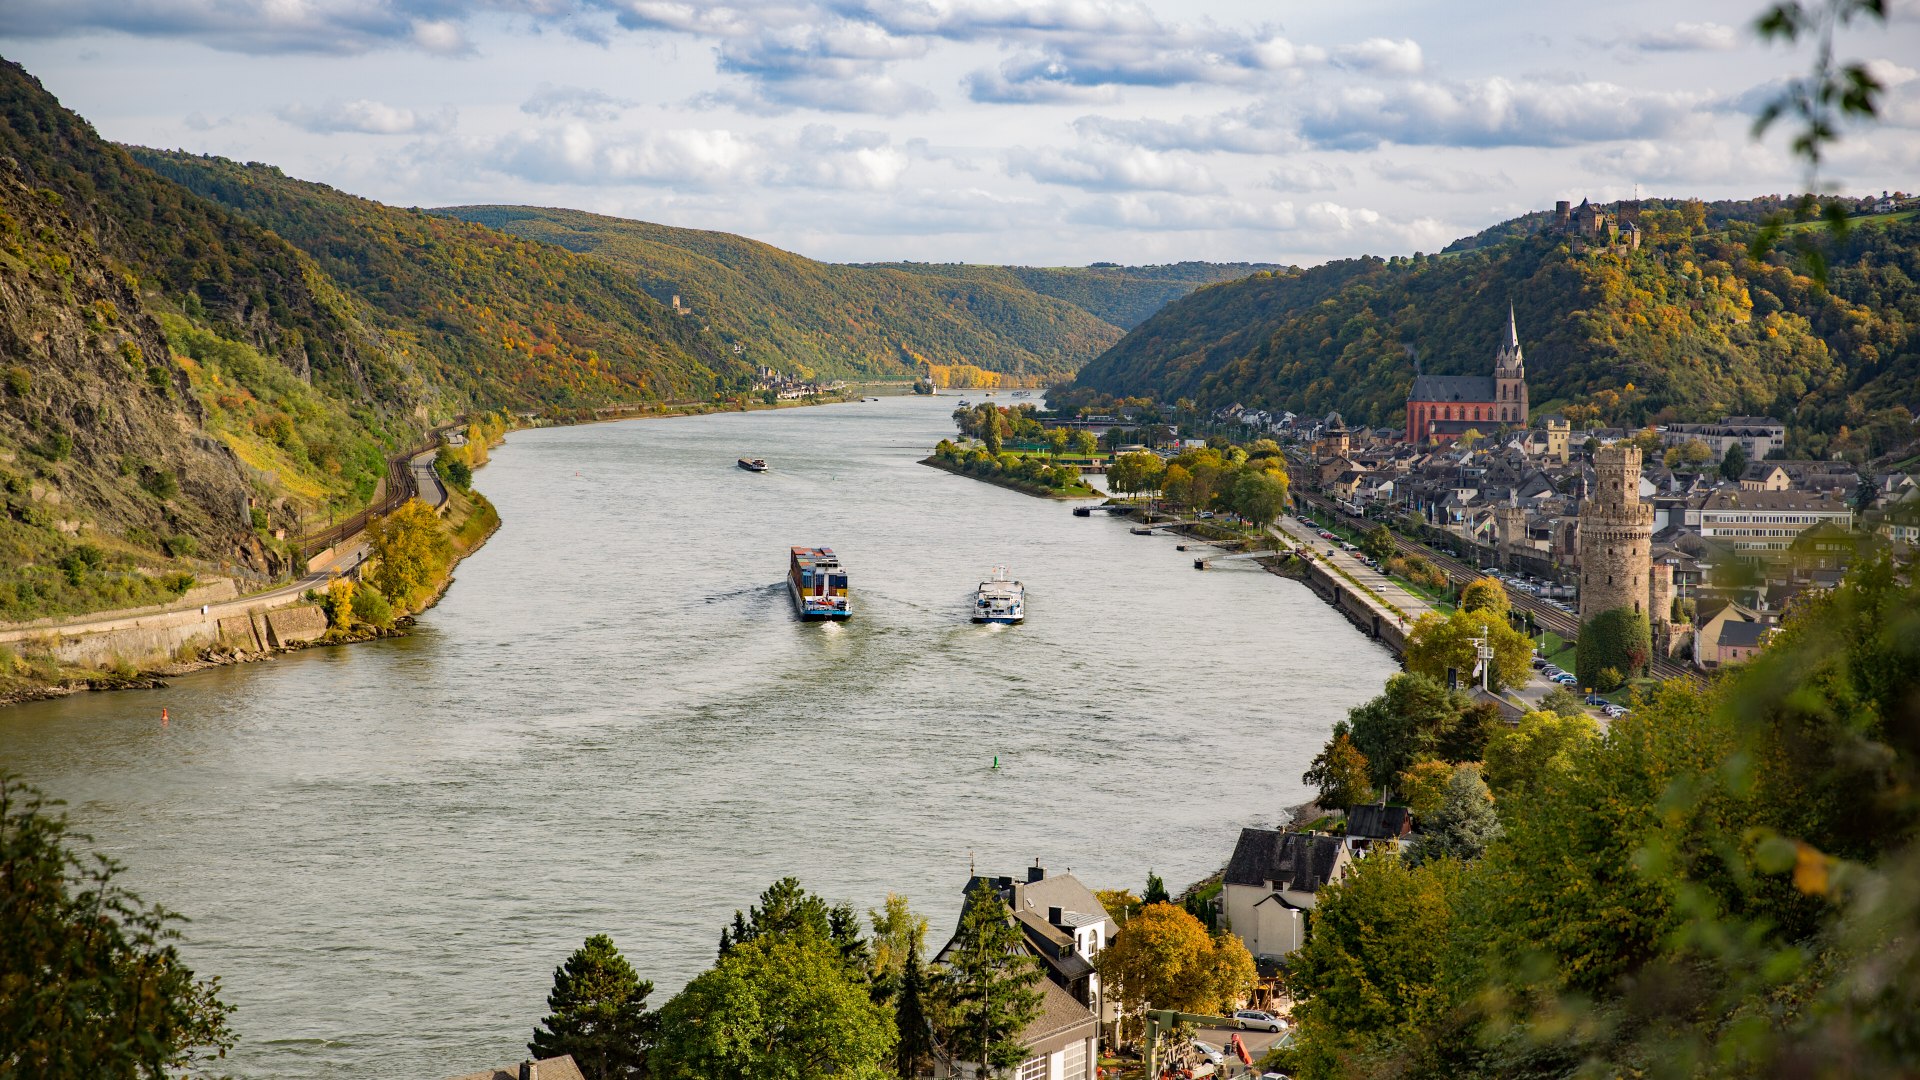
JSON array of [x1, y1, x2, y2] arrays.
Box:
[[0, 394, 1395, 1079]]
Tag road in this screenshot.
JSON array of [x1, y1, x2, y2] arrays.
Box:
[[1270, 515, 1437, 624], [411, 449, 449, 511], [1297, 493, 1702, 686], [1194, 1024, 1289, 1076]]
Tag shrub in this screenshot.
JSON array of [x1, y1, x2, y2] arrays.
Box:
[[161, 534, 198, 558], [141, 468, 179, 500], [39, 431, 72, 461], [351, 583, 394, 628], [1596, 666, 1625, 692], [322, 578, 357, 627], [3, 365, 27, 396], [250, 507, 269, 532]]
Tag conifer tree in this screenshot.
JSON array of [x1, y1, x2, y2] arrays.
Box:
[[1143, 870, 1170, 905], [934, 880, 1045, 1073], [529, 934, 656, 1080], [895, 938, 935, 1079]]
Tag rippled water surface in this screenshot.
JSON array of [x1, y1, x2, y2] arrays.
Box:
[[0, 394, 1396, 1079]]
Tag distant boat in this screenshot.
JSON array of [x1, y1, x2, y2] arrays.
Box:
[[738, 457, 770, 472], [972, 567, 1025, 624], [789, 547, 851, 621]]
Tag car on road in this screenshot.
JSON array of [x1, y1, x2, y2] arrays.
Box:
[[1234, 1009, 1288, 1032], [1192, 1039, 1226, 1065]]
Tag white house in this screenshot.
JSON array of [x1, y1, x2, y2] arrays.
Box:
[[1220, 828, 1352, 962]]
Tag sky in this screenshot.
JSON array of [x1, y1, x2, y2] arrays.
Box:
[[4, 0, 1919, 266]]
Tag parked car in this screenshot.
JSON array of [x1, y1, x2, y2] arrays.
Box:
[[1191, 1039, 1226, 1065], [1554, 673, 1578, 685], [1531, 657, 1548, 669], [1234, 1009, 1288, 1032]]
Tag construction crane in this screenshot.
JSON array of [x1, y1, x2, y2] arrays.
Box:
[[1142, 1009, 1252, 1078]]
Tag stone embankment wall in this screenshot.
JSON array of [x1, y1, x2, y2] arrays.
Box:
[[16, 601, 329, 668], [1292, 556, 1410, 654]]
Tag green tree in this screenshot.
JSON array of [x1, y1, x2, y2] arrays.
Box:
[[1302, 728, 1375, 808], [366, 497, 453, 606], [351, 582, 394, 628], [529, 934, 658, 1080], [1397, 759, 1455, 819], [933, 879, 1045, 1073], [653, 935, 895, 1080], [1404, 608, 1534, 693], [0, 774, 235, 1079], [1046, 428, 1070, 458], [1228, 467, 1289, 527], [894, 939, 935, 1079], [1361, 524, 1395, 561], [1537, 685, 1586, 718], [1435, 700, 1501, 764], [1407, 765, 1502, 865], [867, 892, 927, 988], [1480, 709, 1599, 804], [1458, 577, 1510, 616], [1347, 675, 1463, 797], [1576, 607, 1651, 689], [1109, 450, 1164, 496], [1143, 871, 1170, 905], [1720, 440, 1749, 481], [718, 877, 848, 960], [1070, 430, 1098, 456]]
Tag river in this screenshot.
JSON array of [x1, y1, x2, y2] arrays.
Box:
[[0, 394, 1397, 1079]]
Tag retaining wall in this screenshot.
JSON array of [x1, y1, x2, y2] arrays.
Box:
[[30, 603, 330, 668], [1296, 557, 1410, 654]]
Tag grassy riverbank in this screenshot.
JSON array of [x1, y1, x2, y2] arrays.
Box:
[[919, 454, 1104, 499]]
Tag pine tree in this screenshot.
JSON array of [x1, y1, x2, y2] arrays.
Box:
[[1143, 871, 1170, 905], [895, 938, 935, 1079], [1409, 766, 1503, 866], [934, 879, 1045, 1073], [529, 934, 657, 1080]]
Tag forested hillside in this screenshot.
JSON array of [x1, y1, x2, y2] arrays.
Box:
[[436, 206, 1128, 381], [857, 261, 1284, 329], [1074, 202, 1920, 458], [134, 153, 747, 406]]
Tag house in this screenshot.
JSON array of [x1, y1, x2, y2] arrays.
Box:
[[1220, 828, 1352, 962], [1699, 489, 1854, 555], [1713, 619, 1770, 665], [1345, 804, 1413, 841], [446, 1055, 585, 1080], [936, 979, 1098, 1080], [938, 863, 1116, 1019], [1694, 600, 1767, 668]]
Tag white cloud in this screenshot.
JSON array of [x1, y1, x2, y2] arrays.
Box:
[[765, 126, 909, 189], [1073, 103, 1300, 155], [1300, 77, 1701, 149], [277, 99, 456, 135], [457, 121, 910, 191], [1007, 144, 1220, 193], [1371, 159, 1512, 194], [1263, 160, 1353, 192], [1333, 38, 1423, 76], [1628, 21, 1740, 52], [522, 85, 638, 121], [410, 18, 470, 55]]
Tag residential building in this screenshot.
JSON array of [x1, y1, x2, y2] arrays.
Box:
[[1220, 828, 1352, 962], [1699, 489, 1853, 555], [938, 863, 1115, 1020], [1660, 417, 1787, 461]]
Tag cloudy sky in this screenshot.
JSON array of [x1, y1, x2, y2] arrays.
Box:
[[5, 0, 1918, 266]]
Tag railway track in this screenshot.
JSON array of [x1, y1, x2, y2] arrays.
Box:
[[1301, 493, 1703, 686]]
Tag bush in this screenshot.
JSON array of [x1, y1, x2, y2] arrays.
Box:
[[38, 431, 71, 461], [161, 534, 198, 558], [1596, 666, 1625, 692], [322, 578, 356, 627], [141, 467, 179, 499], [3, 365, 28, 396], [350, 583, 394, 628], [1577, 606, 1650, 689]]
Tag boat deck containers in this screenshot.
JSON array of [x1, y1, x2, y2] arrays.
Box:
[[787, 546, 851, 620]]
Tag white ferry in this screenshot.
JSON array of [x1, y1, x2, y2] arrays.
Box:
[[972, 567, 1025, 624]]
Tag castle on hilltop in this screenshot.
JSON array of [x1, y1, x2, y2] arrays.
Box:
[[1551, 198, 1641, 253], [1404, 306, 1529, 445]]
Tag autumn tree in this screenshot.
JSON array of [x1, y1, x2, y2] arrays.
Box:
[[933, 879, 1045, 1073], [1403, 608, 1534, 693], [1094, 902, 1256, 1017], [1481, 709, 1599, 805], [529, 934, 658, 1080], [1346, 674, 1464, 797], [1459, 577, 1510, 616], [867, 892, 927, 988], [1398, 759, 1455, 819], [1227, 467, 1289, 527], [1302, 728, 1375, 808], [366, 497, 452, 607]]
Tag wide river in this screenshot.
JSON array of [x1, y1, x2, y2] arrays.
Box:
[[0, 394, 1395, 1079]]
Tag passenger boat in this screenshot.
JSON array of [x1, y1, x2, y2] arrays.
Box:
[[788, 547, 851, 620], [972, 567, 1025, 624], [738, 457, 770, 472]]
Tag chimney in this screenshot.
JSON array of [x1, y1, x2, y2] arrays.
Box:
[[1028, 860, 1046, 883], [520, 1062, 537, 1080], [1048, 906, 1063, 925]]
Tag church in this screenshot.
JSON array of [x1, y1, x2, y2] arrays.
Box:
[[1404, 306, 1529, 444]]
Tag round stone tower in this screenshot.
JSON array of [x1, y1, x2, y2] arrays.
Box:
[[1578, 444, 1654, 623]]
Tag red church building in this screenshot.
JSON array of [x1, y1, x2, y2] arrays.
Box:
[[1405, 306, 1529, 445]]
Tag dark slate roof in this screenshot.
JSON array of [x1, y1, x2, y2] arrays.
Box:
[[446, 1056, 586, 1080], [1719, 621, 1768, 648], [1345, 804, 1412, 839], [1223, 828, 1344, 893], [1408, 374, 1497, 403]]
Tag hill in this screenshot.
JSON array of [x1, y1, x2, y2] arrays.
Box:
[[855, 261, 1285, 329], [132, 152, 746, 407], [1071, 200, 1920, 458], [434, 205, 1134, 382]]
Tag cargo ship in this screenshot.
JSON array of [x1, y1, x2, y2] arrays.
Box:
[[788, 547, 851, 621], [972, 566, 1025, 624], [738, 457, 769, 472]]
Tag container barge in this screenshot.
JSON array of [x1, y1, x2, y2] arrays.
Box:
[[788, 546, 851, 621]]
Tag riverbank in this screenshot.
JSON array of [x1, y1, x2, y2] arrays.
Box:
[[919, 455, 1105, 499]]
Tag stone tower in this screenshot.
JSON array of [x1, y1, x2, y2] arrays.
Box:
[[1649, 560, 1674, 654], [1494, 303, 1529, 427], [1546, 418, 1570, 464], [1497, 502, 1527, 557], [1579, 444, 1654, 623]]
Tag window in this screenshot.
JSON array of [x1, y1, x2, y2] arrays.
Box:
[[1016, 1054, 1049, 1080], [1062, 1039, 1090, 1080]]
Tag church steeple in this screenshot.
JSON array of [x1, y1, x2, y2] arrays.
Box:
[[1493, 303, 1528, 426]]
